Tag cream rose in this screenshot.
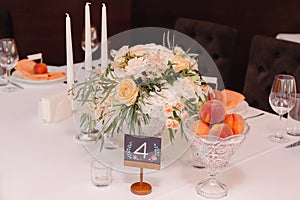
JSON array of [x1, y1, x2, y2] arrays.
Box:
[[115, 79, 139, 106], [172, 55, 190, 73]]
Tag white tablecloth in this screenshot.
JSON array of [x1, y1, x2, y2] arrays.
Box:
[[0, 70, 299, 200]]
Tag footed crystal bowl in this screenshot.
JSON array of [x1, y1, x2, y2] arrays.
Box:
[[184, 115, 250, 199]]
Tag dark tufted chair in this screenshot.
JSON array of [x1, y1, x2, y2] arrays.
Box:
[[0, 8, 13, 39], [174, 17, 237, 87], [243, 35, 300, 112]]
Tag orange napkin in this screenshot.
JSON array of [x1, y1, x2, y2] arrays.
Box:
[[224, 89, 245, 110], [14, 59, 66, 80]]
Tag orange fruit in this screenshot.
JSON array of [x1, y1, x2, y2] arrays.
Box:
[[209, 123, 233, 138], [224, 113, 245, 134], [199, 100, 226, 124], [190, 120, 210, 136], [33, 63, 48, 74]]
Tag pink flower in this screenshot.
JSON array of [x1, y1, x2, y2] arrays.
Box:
[[181, 111, 189, 121], [175, 102, 184, 111], [171, 120, 180, 130], [165, 118, 173, 128], [164, 104, 173, 116], [165, 118, 180, 130], [151, 155, 157, 161]]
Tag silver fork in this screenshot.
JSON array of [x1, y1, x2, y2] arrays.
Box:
[[10, 81, 24, 90]]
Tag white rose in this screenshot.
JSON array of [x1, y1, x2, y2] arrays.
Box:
[[127, 57, 144, 70], [111, 45, 129, 60]]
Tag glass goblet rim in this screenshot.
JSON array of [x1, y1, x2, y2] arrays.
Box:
[[275, 74, 296, 80], [184, 114, 250, 143]]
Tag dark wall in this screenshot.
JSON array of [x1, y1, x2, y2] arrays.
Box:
[[131, 0, 300, 92], [1, 0, 131, 66], [2, 0, 300, 92]]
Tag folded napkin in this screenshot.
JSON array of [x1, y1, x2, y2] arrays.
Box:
[[225, 89, 245, 110], [14, 59, 66, 80], [39, 91, 73, 123], [275, 33, 300, 44]]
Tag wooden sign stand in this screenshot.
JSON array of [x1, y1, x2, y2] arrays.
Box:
[[124, 134, 161, 195], [130, 168, 152, 195]]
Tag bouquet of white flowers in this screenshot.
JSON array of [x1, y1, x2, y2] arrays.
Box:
[[74, 38, 213, 149]]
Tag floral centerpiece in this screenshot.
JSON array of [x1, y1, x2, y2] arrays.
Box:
[[74, 34, 213, 149]]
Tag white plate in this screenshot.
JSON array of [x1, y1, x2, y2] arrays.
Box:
[[12, 66, 66, 84], [227, 100, 249, 115]]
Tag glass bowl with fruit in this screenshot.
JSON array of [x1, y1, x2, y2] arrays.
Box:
[[183, 99, 250, 199]]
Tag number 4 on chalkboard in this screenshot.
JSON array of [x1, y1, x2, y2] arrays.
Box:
[[134, 142, 148, 159], [124, 134, 161, 170]]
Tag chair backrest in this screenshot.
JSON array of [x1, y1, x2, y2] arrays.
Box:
[[174, 17, 237, 87], [0, 8, 13, 39], [243, 35, 300, 112]]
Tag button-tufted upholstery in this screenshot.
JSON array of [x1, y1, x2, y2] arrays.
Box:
[[174, 17, 237, 87], [243, 35, 300, 112], [0, 8, 13, 39]]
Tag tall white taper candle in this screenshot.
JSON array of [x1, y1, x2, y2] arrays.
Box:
[[85, 2, 92, 72], [101, 3, 108, 69], [66, 13, 74, 86]]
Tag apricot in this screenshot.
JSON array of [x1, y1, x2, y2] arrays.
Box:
[[33, 63, 48, 74], [209, 123, 233, 138], [224, 113, 245, 134], [190, 120, 210, 136], [199, 100, 226, 124]]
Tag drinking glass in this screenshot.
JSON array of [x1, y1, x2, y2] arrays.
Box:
[[81, 25, 100, 53], [268, 74, 297, 143], [287, 93, 300, 136], [0, 38, 19, 92], [0, 66, 8, 86], [91, 160, 113, 187]]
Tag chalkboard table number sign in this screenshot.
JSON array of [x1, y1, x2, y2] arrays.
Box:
[[124, 134, 161, 195]]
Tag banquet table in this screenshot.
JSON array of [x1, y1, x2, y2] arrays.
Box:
[[1, 65, 300, 200]]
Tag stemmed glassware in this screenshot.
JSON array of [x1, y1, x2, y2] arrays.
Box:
[[184, 115, 250, 199], [268, 74, 297, 143], [0, 38, 19, 92], [81, 25, 100, 53]]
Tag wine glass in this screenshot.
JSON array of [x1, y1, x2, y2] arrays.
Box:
[[0, 38, 19, 92], [81, 25, 100, 53], [269, 74, 297, 143], [0, 66, 8, 86], [81, 26, 100, 70]]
